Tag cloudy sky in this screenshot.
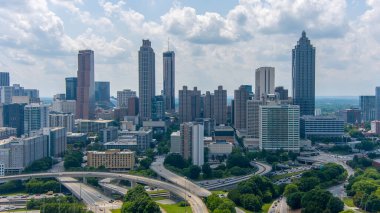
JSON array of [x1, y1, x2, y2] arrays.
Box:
[[0, 0, 379, 97]]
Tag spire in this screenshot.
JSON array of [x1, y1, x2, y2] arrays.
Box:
[[167, 37, 170, 51], [302, 30, 306, 37]]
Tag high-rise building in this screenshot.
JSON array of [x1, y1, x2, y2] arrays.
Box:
[[300, 116, 344, 139], [76, 50, 95, 119], [292, 31, 315, 116], [0, 72, 10, 86], [234, 85, 250, 130], [2, 103, 25, 136], [180, 122, 204, 166], [65, 77, 77, 100], [275, 86, 289, 100], [152, 95, 165, 120], [360, 95, 376, 122], [255, 67, 275, 100], [179, 86, 201, 123], [170, 131, 181, 154], [138, 40, 155, 121], [163, 51, 175, 112], [128, 97, 139, 116], [43, 127, 67, 157], [95, 81, 110, 103], [117, 89, 136, 108], [259, 105, 300, 151], [0, 86, 13, 104], [376, 87, 380, 120], [51, 99, 76, 115], [203, 91, 214, 119], [87, 150, 135, 170], [49, 112, 74, 132], [214, 86, 227, 125], [24, 103, 49, 134], [247, 100, 264, 138]]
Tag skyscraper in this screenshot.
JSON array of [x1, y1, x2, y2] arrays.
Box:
[[292, 31, 316, 116], [255, 67, 275, 100], [95, 81, 110, 103], [152, 95, 165, 120], [275, 86, 289, 100], [163, 51, 175, 112], [0, 72, 10, 86], [117, 89, 137, 108], [376, 87, 380, 120], [65, 77, 77, 100], [247, 100, 264, 138], [139, 40, 155, 121], [2, 103, 25, 136], [234, 85, 250, 130], [203, 91, 214, 119], [359, 96, 376, 122], [76, 50, 95, 119], [214, 86, 227, 125], [180, 122, 204, 166], [24, 103, 49, 134], [179, 86, 201, 123]]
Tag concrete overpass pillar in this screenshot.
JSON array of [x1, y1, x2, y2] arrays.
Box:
[[83, 177, 87, 184], [130, 181, 137, 187]]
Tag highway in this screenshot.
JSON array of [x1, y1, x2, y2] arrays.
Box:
[[0, 172, 209, 213], [150, 157, 212, 197]]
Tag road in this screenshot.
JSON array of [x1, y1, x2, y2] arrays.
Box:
[[150, 157, 212, 197], [0, 172, 208, 213]]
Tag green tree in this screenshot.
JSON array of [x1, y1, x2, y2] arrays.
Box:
[[240, 194, 262, 212], [284, 184, 299, 196], [226, 152, 250, 168], [298, 177, 320, 192], [301, 189, 332, 212], [202, 163, 212, 179], [286, 191, 302, 209], [229, 166, 247, 176], [326, 197, 344, 213], [164, 153, 188, 169], [139, 158, 153, 170], [187, 165, 201, 179]]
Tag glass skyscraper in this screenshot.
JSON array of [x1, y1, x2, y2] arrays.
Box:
[[163, 51, 175, 112], [76, 50, 95, 119], [65, 77, 77, 100], [292, 31, 315, 116]]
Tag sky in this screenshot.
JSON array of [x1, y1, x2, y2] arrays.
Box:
[[0, 0, 379, 97]]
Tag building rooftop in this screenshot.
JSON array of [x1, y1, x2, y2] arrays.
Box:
[[77, 119, 113, 123], [171, 131, 180, 136], [87, 149, 134, 154]]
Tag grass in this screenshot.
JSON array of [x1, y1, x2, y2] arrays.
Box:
[[111, 209, 121, 213], [236, 201, 273, 213], [152, 196, 167, 201], [0, 191, 27, 196], [271, 170, 304, 181], [5, 208, 28, 212], [343, 197, 355, 207], [211, 190, 227, 195], [147, 189, 169, 195], [157, 202, 192, 213]]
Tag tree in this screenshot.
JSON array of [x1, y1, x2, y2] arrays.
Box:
[[122, 185, 160, 213], [139, 158, 153, 170], [301, 189, 332, 212], [187, 165, 201, 179], [326, 197, 344, 213], [284, 184, 299, 196], [227, 189, 241, 205], [240, 194, 262, 212], [145, 149, 155, 160], [229, 166, 247, 176], [226, 152, 250, 168], [297, 177, 320, 192], [24, 157, 53, 172], [164, 153, 188, 169], [202, 163, 212, 179], [286, 192, 302, 209]]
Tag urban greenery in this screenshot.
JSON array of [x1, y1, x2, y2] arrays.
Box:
[[64, 150, 83, 170], [121, 185, 160, 213], [24, 157, 55, 173], [0, 180, 24, 194], [206, 194, 236, 213], [25, 178, 60, 194], [347, 155, 373, 169]]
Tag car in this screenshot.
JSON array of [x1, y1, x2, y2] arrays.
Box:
[[188, 195, 191, 198]]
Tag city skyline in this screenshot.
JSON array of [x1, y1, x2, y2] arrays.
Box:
[[0, 1, 378, 97]]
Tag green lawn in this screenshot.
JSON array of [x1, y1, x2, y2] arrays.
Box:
[[271, 171, 304, 181], [148, 189, 169, 195], [157, 202, 192, 213], [111, 209, 121, 213], [236, 201, 273, 213], [211, 190, 227, 195], [0, 191, 27, 196], [343, 197, 355, 207]]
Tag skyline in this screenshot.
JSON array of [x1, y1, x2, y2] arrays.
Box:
[[0, 0, 379, 97]]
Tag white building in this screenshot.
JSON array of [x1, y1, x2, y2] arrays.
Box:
[[247, 100, 264, 138], [170, 131, 181, 154], [51, 100, 76, 115], [24, 103, 49, 134], [180, 122, 204, 166], [0, 127, 17, 140], [49, 112, 74, 132], [117, 89, 136, 108], [259, 105, 300, 152], [255, 67, 275, 101], [43, 127, 67, 157], [207, 141, 233, 157]]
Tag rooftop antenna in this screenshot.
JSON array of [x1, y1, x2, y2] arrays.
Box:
[[167, 37, 170, 51]]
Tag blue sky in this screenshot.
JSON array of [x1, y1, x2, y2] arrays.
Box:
[[0, 0, 379, 97]]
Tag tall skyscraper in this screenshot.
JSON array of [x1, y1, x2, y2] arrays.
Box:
[[76, 50, 95, 119], [2, 103, 25, 136], [214, 86, 227, 125], [163, 51, 175, 112], [376, 87, 380, 120], [95, 81, 110, 103], [24, 103, 49, 134], [179, 86, 201, 123], [65, 77, 77, 100], [275, 86, 289, 100], [292, 31, 316, 116], [359, 96, 376, 122], [203, 91, 214, 119], [152, 95, 165, 120], [259, 105, 300, 151], [234, 85, 250, 130], [0, 72, 10, 86], [255, 67, 275, 100], [247, 100, 264, 138], [180, 122, 204, 166], [117, 89, 136, 108], [138, 40, 155, 121]]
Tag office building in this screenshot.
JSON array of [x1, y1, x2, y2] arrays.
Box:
[[51, 99, 76, 115], [300, 116, 344, 139], [163, 51, 175, 112], [152, 95, 165, 120], [24, 104, 49, 134], [99, 126, 118, 143], [180, 122, 204, 166], [170, 131, 181, 154], [119, 129, 153, 152], [87, 150, 135, 170], [2, 103, 25, 136], [24, 89, 39, 103], [127, 97, 139, 116], [117, 89, 136, 108], [360, 95, 376, 122], [214, 125, 235, 143], [195, 118, 215, 137], [371, 121, 380, 134], [376, 87, 380, 120], [49, 112, 74, 132], [53, 93, 66, 101], [292, 31, 316, 116], [338, 108, 362, 124], [77, 119, 113, 133], [76, 50, 95, 119], [104, 135, 138, 151], [259, 105, 300, 151], [95, 81, 110, 103], [1, 86, 13, 104], [247, 100, 264, 138], [203, 91, 214, 119], [65, 77, 77, 100], [234, 85, 250, 130], [207, 140, 233, 157], [138, 40, 155, 121], [275, 86, 289, 100], [179, 86, 201, 123], [67, 132, 87, 144], [0, 162, 4, 176], [255, 67, 275, 100], [0, 127, 17, 140], [214, 86, 227, 125], [43, 127, 67, 157], [0, 72, 10, 86]]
